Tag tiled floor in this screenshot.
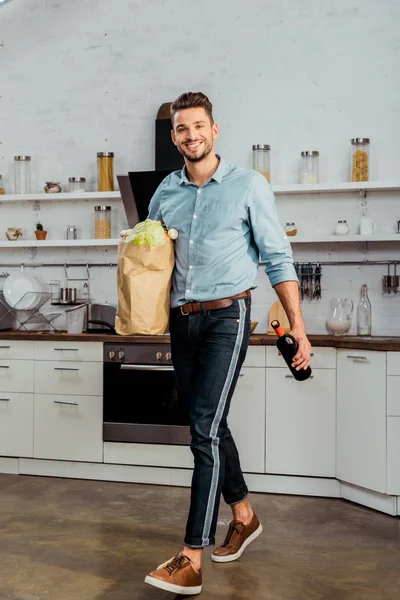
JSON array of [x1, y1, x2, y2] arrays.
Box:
[[0, 473, 399, 599]]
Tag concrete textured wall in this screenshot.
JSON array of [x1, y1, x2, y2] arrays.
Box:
[[1, 0, 400, 334]]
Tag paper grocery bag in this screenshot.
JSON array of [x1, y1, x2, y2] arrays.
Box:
[[115, 238, 175, 335]]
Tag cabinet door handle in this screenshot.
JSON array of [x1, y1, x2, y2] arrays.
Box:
[[239, 374, 244, 377], [0, 365, 10, 369], [54, 348, 79, 352], [310, 353, 314, 357], [285, 374, 314, 379], [120, 364, 174, 372], [0, 398, 10, 402], [54, 367, 80, 372], [0, 346, 11, 349], [346, 355, 368, 362], [54, 400, 79, 406]]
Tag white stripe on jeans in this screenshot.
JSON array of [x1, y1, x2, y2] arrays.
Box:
[[201, 298, 247, 546]]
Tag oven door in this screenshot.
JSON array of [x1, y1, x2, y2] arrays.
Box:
[[103, 361, 190, 445]]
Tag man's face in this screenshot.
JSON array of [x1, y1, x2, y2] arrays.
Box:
[[171, 107, 219, 163]]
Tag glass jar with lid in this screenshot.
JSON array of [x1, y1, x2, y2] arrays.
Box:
[[252, 145, 271, 182], [69, 177, 87, 193], [0, 175, 5, 195], [14, 155, 31, 194], [97, 152, 114, 192], [94, 206, 111, 239], [351, 138, 370, 182], [300, 151, 319, 184], [284, 222, 298, 236]]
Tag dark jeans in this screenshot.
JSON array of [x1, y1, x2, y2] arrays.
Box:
[[170, 296, 251, 548]]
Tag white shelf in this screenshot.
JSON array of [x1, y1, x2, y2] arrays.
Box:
[[1, 181, 400, 202], [272, 181, 400, 195], [0, 239, 119, 248], [289, 234, 400, 243], [0, 191, 121, 202]]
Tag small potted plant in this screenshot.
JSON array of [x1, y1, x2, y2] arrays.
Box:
[[35, 222, 47, 240]]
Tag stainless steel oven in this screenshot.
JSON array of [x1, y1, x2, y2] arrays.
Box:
[[103, 343, 190, 445]]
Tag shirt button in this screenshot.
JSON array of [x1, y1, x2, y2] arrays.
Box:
[[197, 189, 202, 194], [186, 289, 191, 294], [189, 240, 194, 244], [193, 214, 198, 219], [189, 265, 193, 270]]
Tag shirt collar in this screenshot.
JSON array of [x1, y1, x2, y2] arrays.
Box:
[[178, 155, 227, 186]]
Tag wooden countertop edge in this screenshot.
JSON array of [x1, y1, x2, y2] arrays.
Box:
[[0, 331, 400, 350]]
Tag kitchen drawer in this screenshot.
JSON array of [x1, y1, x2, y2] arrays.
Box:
[[104, 442, 193, 468], [243, 346, 265, 368], [387, 377, 400, 416], [266, 346, 336, 369], [0, 360, 34, 393], [0, 341, 34, 360], [33, 394, 102, 462], [0, 393, 33, 457], [387, 352, 400, 376], [34, 341, 102, 362], [34, 361, 103, 396]]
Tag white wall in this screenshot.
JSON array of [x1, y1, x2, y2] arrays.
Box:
[[1, 0, 400, 334]]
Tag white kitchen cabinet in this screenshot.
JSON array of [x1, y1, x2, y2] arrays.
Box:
[[266, 368, 336, 477], [387, 417, 400, 495], [34, 341, 102, 362], [33, 394, 103, 462], [228, 367, 266, 473], [0, 341, 34, 360], [266, 346, 336, 370], [0, 360, 34, 393], [336, 350, 386, 493], [34, 361, 103, 396], [0, 393, 34, 457]]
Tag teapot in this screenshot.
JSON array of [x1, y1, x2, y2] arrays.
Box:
[[326, 297, 354, 336]]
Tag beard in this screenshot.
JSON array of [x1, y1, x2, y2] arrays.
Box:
[[178, 138, 214, 163]]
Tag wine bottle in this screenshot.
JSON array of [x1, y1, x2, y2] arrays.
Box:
[[271, 320, 312, 382]]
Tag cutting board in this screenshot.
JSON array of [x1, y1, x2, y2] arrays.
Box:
[[267, 301, 291, 335]]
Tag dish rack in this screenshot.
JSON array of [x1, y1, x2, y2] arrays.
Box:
[[0, 291, 59, 332]]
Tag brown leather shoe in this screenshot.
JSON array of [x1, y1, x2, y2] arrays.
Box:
[[211, 512, 263, 563], [144, 555, 202, 595]]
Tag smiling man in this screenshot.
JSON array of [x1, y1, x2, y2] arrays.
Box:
[[144, 92, 311, 595]]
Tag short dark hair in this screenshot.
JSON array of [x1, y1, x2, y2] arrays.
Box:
[[170, 92, 214, 125]]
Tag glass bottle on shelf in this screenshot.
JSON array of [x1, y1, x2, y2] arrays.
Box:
[[14, 155, 32, 194], [284, 222, 298, 236], [252, 145, 271, 182], [351, 138, 370, 182], [357, 284, 372, 336], [0, 175, 5, 194], [300, 151, 319, 184]]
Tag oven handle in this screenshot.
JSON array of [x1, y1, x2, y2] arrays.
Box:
[[120, 364, 175, 372]]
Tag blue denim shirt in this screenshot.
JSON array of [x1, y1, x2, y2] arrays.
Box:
[[148, 156, 297, 308]]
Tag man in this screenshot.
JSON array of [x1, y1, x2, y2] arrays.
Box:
[[144, 92, 311, 595]]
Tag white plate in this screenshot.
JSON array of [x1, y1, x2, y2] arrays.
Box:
[[3, 272, 42, 310]]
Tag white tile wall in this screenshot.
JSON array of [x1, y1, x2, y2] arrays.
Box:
[[1, 0, 400, 333]]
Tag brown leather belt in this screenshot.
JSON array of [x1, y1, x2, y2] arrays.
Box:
[[177, 290, 251, 316]]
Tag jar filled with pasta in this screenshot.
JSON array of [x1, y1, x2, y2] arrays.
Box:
[[97, 152, 114, 191], [253, 144, 271, 182], [351, 138, 370, 182], [94, 206, 111, 239]]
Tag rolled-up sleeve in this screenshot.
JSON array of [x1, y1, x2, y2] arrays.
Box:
[[247, 172, 298, 287]]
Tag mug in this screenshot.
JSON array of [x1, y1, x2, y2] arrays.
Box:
[[360, 217, 376, 235]]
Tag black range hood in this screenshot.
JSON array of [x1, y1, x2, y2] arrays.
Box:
[[118, 102, 184, 227]]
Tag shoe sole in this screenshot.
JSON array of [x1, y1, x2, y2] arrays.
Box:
[[144, 575, 202, 595], [211, 523, 263, 563]]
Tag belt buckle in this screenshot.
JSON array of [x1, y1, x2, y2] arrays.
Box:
[[180, 305, 190, 316]]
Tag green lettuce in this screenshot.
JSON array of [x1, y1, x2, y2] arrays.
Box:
[[126, 219, 166, 249]]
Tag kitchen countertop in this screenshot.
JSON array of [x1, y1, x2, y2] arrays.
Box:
[[1, 330, 400, 350]]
